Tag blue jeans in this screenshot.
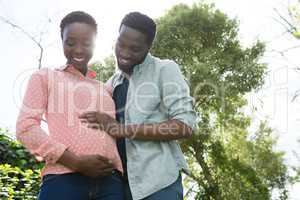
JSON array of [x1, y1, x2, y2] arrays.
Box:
[[124, 174, 183, 200], [38, 171, 124, 200]]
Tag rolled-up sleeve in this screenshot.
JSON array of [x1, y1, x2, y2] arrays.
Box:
[[16, 69, 67, 164], [159, 61, 197, 130]]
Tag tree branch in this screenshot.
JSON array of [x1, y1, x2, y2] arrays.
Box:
[[0, 15, 44, 69], [281, 44, 300, 52], [273, 8, 298, 33], [192, 142, 221, 199]]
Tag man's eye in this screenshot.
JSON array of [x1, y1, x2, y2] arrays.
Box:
[[117, 42, 124, 48], [132, 48, 141, 52]]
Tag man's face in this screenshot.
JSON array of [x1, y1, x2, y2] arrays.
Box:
[[62, 22, 96, 71], [115, 25, 150, 74]]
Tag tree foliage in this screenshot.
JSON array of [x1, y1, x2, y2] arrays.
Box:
[[0, 3, 292, 200], [0, 164, 40, 200], [151, 3, 289, 199], [0, 129, 41, 200], [286, 2, 300, 39], [275, 0, 300, 40], [89, 55, 116, 82]]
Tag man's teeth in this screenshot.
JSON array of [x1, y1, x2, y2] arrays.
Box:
[[120, 58, 130, 64]]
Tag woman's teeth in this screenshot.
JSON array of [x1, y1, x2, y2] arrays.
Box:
[[73, 57, 84, 62]]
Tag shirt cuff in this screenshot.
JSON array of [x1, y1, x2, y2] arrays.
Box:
[[172, 111, 197, 131], [38, 142, 68, 164]]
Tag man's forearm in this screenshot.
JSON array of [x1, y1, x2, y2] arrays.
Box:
[[112, 119, 192, 140]]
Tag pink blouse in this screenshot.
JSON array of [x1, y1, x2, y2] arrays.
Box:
[[16, 65, 122, 176]]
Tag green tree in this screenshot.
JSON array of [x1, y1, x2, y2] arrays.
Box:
[[0, 129, 43, 170], [0, 129, 41, 200], [89, 55, 116, 82], [275, 0, 300, 40], [287, 2, 300, 39], [274, 0, 300, 185], [151, 3, 289, 199]]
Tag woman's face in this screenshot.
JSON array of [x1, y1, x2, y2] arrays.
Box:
[[62, 22, 96, 73]]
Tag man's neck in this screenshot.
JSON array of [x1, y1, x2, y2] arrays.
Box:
[[121, 69, 132, 78]]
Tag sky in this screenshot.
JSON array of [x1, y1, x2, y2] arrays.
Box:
[[1, 0, 300, 199]]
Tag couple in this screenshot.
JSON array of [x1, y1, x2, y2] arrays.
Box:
[[16, 11, 196, 200]]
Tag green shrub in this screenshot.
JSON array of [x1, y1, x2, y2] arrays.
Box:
[[0, 164, 40, 200], [0, 128, 43, 170], [0, 129, 42, 199]]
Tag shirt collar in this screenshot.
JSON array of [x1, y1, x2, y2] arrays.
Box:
[[133, 53, 152, 73], [56, 64, 97, 79]]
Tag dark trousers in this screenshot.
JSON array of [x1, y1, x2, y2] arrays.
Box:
[[124, 174, 183, 200], [38, 171, 124, 200]]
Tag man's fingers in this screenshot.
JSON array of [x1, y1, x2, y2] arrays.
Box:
[[79, 111, 107, 118], [78, 112, 89, 119], [87, 123, 100, 129], [79, 111, 96, 119], [80, 116, 97, 125], [86, 116, 97, 123]]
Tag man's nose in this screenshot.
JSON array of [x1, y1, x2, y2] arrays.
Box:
[[119, 49, 131, 59]]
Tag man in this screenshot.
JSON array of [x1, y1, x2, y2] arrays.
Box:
[[80, 12, 197, 200]]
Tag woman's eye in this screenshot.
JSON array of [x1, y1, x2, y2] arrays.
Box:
[[83, 41, 93, 47], [66, 41, 75, 47]]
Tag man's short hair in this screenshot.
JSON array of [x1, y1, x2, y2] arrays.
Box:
[[120, 12, 156, 45]]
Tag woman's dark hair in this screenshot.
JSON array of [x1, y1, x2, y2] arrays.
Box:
[[60, 11, 97, 38]]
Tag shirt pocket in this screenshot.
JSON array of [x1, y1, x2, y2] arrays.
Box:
[[129, 81, 161, 116]]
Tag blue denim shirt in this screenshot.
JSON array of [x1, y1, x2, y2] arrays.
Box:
[[106, 54, 197, 200]]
